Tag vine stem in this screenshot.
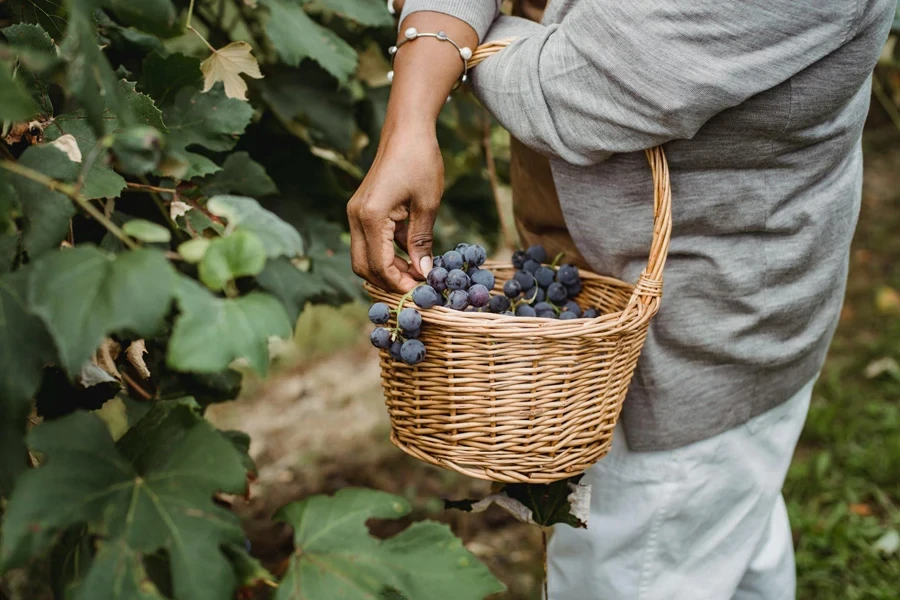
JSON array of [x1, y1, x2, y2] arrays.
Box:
[[0, 160, 139, 250], [127, 182, 177, 194], [186, 0, 196, 30], [542, 528, 550, 600]]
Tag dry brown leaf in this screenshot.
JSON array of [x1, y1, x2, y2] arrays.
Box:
[[92, 338, 121, 380], [200, 41, 263, 101], [126, 339, 151, 379], [4, 118, 51, 145], [170, 199, 192, 220], [49, 134, 83, 162]]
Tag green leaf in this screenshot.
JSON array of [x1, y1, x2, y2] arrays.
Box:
[[260, 0, 358, 83], [140, 52, 203, 106], [161, 84, 254, 180], [96, 10, 166, 55], [225, 544, 276, 594], [104, 0, 179, 38], [122, 219, 172, 243], [256, 256, 332, 322], [200, 152, 279, 197], [168, 277, 291, 376], [110, 126, 165, 175], [64, 2, 135, 136], [0, 178, 19, 235], [198, 230, 267, 291], [43, 80, 165, 199], [0, 60, 40, 121], [6, 0, 68, 40], [275, 488, 505, 600], [9, 144, 77, 257], [207, 195, 304, 259], [28, 246, 176, 375], [2, 23, 58, 115], [0, 398, 249, 600], [260, 68, 355, 153], [316, 0, 394, 27], [177, 238, 211, 263], [0, 269, 56, 496]]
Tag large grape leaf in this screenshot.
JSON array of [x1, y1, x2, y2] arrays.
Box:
[[0, 269, 56, 497], [0, 398, 249, 600], [103, 0, 179, 38], [200, 152, 279, 197], [207, 195, 304, 259], [140, 52, 203, 106], [167, 277, 292, 376], [2, 23, 57, 115], [316, 0, 394, 27], [8, 144, 78, 257], [27, 246, 176, 375], [260, 0, 358, 83], [275, 488, 505, 600], [161, 84, 254, 180], [43, 81, 165, 200]]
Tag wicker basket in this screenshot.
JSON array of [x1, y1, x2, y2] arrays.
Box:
[[366, 143, 671, 484]]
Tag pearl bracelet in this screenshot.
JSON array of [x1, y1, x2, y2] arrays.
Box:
[[387, 28, 472, 102]]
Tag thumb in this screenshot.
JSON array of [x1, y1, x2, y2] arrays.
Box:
[[406, 194, 438, 278]]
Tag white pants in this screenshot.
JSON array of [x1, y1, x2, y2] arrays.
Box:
[[548, 377, 815, 600]]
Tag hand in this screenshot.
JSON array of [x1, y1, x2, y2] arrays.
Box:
[[348, 125, 443, 293]]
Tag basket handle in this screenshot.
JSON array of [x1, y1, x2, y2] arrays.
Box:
[[469, 39, 672, 307]]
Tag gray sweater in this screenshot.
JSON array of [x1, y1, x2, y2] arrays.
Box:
[[401, 0, 895, 450]]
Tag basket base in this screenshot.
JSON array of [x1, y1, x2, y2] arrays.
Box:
[[389, 429, 615, 484]]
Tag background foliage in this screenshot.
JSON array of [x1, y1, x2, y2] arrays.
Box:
[[0, 0, 504, 598]]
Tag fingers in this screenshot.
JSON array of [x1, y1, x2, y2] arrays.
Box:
[[406, 191, 439, 278], [348, 195, 418, 293]]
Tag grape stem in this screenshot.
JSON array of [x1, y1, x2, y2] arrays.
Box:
[[391, 289, 416, 341], [550, 252, 566, 268]]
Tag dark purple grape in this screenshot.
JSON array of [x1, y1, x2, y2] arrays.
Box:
[[502, 310, 514, 315], [463, 244, 487, 267], [404, 327, 421, 339], [400, 339, 426, 365], [389, 340, 403, 360], [467, 265, 480, 277], [514, 270, 535, 291], [470, 269, 495, 289], [563, 300, 582, 317], [503, 279, 522, 298], [432, 255, 445, 269], [583, 308, 599, 319], [368, 303, 391, 324], [523, 259, 541, 274], [515, 304, 536, 317], [446, 289, 469, 310], [489, 295, 510, 313], [468, 284, 490, 308], [533, 302, 554, 313], [447, 269, 470, 291], [398, 307, 422, 331], [426, 267, 449, 293], [443, 250, 464, 271], [557, 264, 580, 286], [526, 244, 547, 264], [532, 287, 546, 303], [370, 327, 392, 349], [566, 279, 584, 297], [559, 311, 578, 320], [547, 282, 568, 304], [511, 250, 527, 270], [412, 285, 440, 309], [535, 266, 555, 288], [455, 243, 470, 253]]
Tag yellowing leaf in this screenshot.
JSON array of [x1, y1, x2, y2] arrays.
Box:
[[126, 339, 151, 379], [875, 286, 900, 315], [200, 41, 263, 101], [94, 397, 129, 441]]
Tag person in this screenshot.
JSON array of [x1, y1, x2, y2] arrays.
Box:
[[347, 1, 895, 598]]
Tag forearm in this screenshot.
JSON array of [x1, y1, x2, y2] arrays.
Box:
[[382, 12, 478, 141]]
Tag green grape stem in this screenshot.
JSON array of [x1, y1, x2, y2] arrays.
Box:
[[550, 252, 566, 268]]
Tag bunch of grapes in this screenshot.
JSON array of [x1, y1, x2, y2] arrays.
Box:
[[368, 243, 602, 366]]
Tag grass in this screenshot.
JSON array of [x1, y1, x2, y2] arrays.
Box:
[[785, 142, 900, 599]]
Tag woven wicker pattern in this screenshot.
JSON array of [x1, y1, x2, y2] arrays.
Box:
[[365, 40, 673, 483]]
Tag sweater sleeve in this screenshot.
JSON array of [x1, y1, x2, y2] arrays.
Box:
[[465, 0, 872, 165], [399, 0, 502, 42]]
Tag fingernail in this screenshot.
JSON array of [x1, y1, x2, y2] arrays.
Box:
[[419, 256, 433, 274]]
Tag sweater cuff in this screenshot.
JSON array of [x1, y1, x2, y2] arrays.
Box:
[[399, 0, 500, 42]]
